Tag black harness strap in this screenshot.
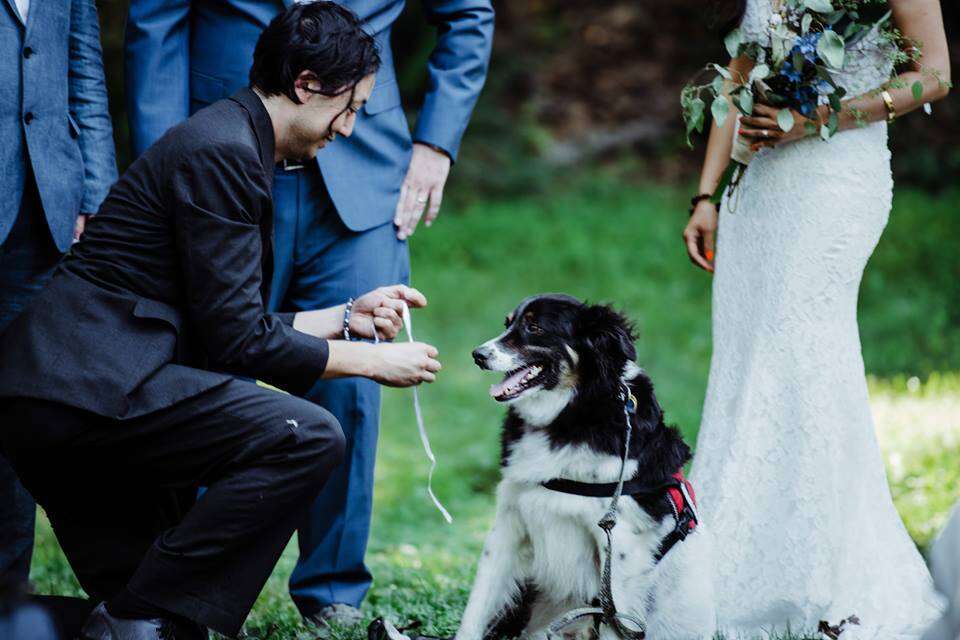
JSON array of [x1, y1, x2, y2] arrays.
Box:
[[541, 475, 698, 565]]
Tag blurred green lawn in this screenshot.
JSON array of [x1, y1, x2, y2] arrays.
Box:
[[31, 174, 960, 639]]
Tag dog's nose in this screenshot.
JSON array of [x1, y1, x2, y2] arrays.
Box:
[[472, 347, 490, 368]]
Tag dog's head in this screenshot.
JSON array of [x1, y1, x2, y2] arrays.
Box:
[[472, 294, 637, 411]]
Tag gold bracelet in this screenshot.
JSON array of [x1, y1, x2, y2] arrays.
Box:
[[880, 90, 897, 123]]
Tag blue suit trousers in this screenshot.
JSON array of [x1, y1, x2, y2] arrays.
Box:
[[0, 173, 61, 584], [269, 164, 409, 614]]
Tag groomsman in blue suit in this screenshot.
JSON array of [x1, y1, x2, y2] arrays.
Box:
[[125, 0, 493, 628], [0, 0, 116, 585]]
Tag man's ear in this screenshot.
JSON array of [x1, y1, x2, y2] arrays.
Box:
[[579, 304, 637, 371], [292, 70, 317, 105]]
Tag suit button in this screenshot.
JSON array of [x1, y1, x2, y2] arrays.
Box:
[[23, 46, 33, 58], [24, 112, 33, 124]]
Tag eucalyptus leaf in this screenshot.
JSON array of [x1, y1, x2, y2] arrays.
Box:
[[686, 97, 706, 135], [805, 121, 819, 136], [749, 64, 771, 83], [803, 0, 833, 13], [820, 123, 831, 140], [739, 90, 754, 116], [817, 30, 846, 69], [711, 95, 730, 127], [829, 92, 843, 112], [802, 13, 813, 34], [712, 63, 733, 80], [825, 10, 845, 25], [912, 80, 924, 101], [777, 109, 795, 133], [793, 51, 806, 74], [711, 74, 725, 95], [724, 28, 743, 58], [828, 112, 840, 136]]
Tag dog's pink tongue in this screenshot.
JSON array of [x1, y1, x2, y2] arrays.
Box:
[[490, 368, 528, 398]]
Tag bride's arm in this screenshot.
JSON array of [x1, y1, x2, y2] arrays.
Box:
[[742, 0, 950, 146], [683, 55, 755, 273], [835, 0, 951, 129]]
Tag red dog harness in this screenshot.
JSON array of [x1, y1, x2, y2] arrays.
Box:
[[542, 468, 699, 564]]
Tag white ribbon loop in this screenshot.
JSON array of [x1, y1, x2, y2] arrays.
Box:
[[376, 303, 453, 523]]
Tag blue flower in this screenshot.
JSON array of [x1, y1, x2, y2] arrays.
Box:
[[780, 59, 803, 82], [792, 31, 822, 63]]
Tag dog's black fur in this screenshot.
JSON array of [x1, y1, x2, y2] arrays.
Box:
[[489, 294, 691, 520]]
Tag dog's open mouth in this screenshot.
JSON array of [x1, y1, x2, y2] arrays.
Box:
[[489, 364, 544, 401]]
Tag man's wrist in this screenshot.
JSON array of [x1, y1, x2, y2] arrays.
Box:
[[414, 140, 452, 162]]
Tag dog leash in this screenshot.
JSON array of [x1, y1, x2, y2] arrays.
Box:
[[374, 304, 452, 523], [545, 384, 647, 640]]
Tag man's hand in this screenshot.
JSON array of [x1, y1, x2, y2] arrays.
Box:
[[394, 143, 451, 240], [367, 342, 442, 386], [349, 284, 428, 341], [73, 215, 88, 243]]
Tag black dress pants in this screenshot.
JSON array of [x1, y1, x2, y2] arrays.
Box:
[[0, 377, 346, 637]]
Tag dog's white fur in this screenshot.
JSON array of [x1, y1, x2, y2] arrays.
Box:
[[455, 357, 716, 640]]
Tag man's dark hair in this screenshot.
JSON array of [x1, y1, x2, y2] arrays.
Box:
[[250, 1, 381, 104]]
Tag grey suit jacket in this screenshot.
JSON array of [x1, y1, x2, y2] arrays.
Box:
[[0, 0, 117, 251]]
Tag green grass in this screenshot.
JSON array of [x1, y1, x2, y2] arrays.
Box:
[[30, 175, 960, 639]]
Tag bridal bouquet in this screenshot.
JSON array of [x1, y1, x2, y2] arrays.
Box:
[[681, 0, 917, 178]]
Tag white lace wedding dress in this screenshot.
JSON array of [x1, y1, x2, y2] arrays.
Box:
[[689, 0, 945, 637]]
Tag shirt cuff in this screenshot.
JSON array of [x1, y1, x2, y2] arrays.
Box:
[[275, 311, 297, 327]]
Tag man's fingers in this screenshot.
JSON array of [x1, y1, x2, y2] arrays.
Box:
[[420, 371, 436, 383], [422, 343, 439, 358], [373, 306, 402, 328], [405, 193, 427, 237], [398, 285, 427, 308], [425, 358, 442, 373], [424, 185, 443, 227], [394, 183, 408, 230]]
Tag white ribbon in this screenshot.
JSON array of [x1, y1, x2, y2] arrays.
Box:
[[374, 303, 453, 523]]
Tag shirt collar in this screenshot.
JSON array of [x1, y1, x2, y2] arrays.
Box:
[[230, 87, 276, 179]]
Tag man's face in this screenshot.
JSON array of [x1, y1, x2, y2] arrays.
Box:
[[288, 72, 376, 160]]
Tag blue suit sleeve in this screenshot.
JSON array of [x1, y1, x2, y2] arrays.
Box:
[[413, 0, 495, 161], [124, 0, 191, 159], [69, 0, 118, 216]]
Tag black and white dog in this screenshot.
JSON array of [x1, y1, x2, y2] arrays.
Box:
[[454, 294, 715, 640]]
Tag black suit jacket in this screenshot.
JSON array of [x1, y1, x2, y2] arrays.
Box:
[[0, 89, 329, 419]]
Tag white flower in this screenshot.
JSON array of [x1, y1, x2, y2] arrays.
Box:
[[769, 13, 783, 27]]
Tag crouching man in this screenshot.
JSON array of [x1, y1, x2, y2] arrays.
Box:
[[0, 3, 441, 639]]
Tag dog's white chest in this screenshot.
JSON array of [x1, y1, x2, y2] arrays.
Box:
[[511, 486, 607, 601]]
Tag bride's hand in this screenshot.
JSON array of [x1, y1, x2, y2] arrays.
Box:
[[683, 200, 718, 273], [739, 103, 819, 151]]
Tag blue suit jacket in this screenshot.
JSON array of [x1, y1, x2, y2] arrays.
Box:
[[0, 0, 117, 252], [125, 0, 494, 232]]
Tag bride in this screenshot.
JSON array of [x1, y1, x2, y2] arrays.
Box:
[[683, 0, 951, 637]]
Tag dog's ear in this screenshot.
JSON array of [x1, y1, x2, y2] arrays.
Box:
[[577, 304, 637, 377]]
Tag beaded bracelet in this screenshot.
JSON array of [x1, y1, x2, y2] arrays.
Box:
[[689, 193, 715, 216], [343, 297, 355, 340]]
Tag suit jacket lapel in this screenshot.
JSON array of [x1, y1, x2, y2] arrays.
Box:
[[4, 0, 25, 27]]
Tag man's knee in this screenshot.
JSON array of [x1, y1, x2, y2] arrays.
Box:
[[287, 404, 346, 481]]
